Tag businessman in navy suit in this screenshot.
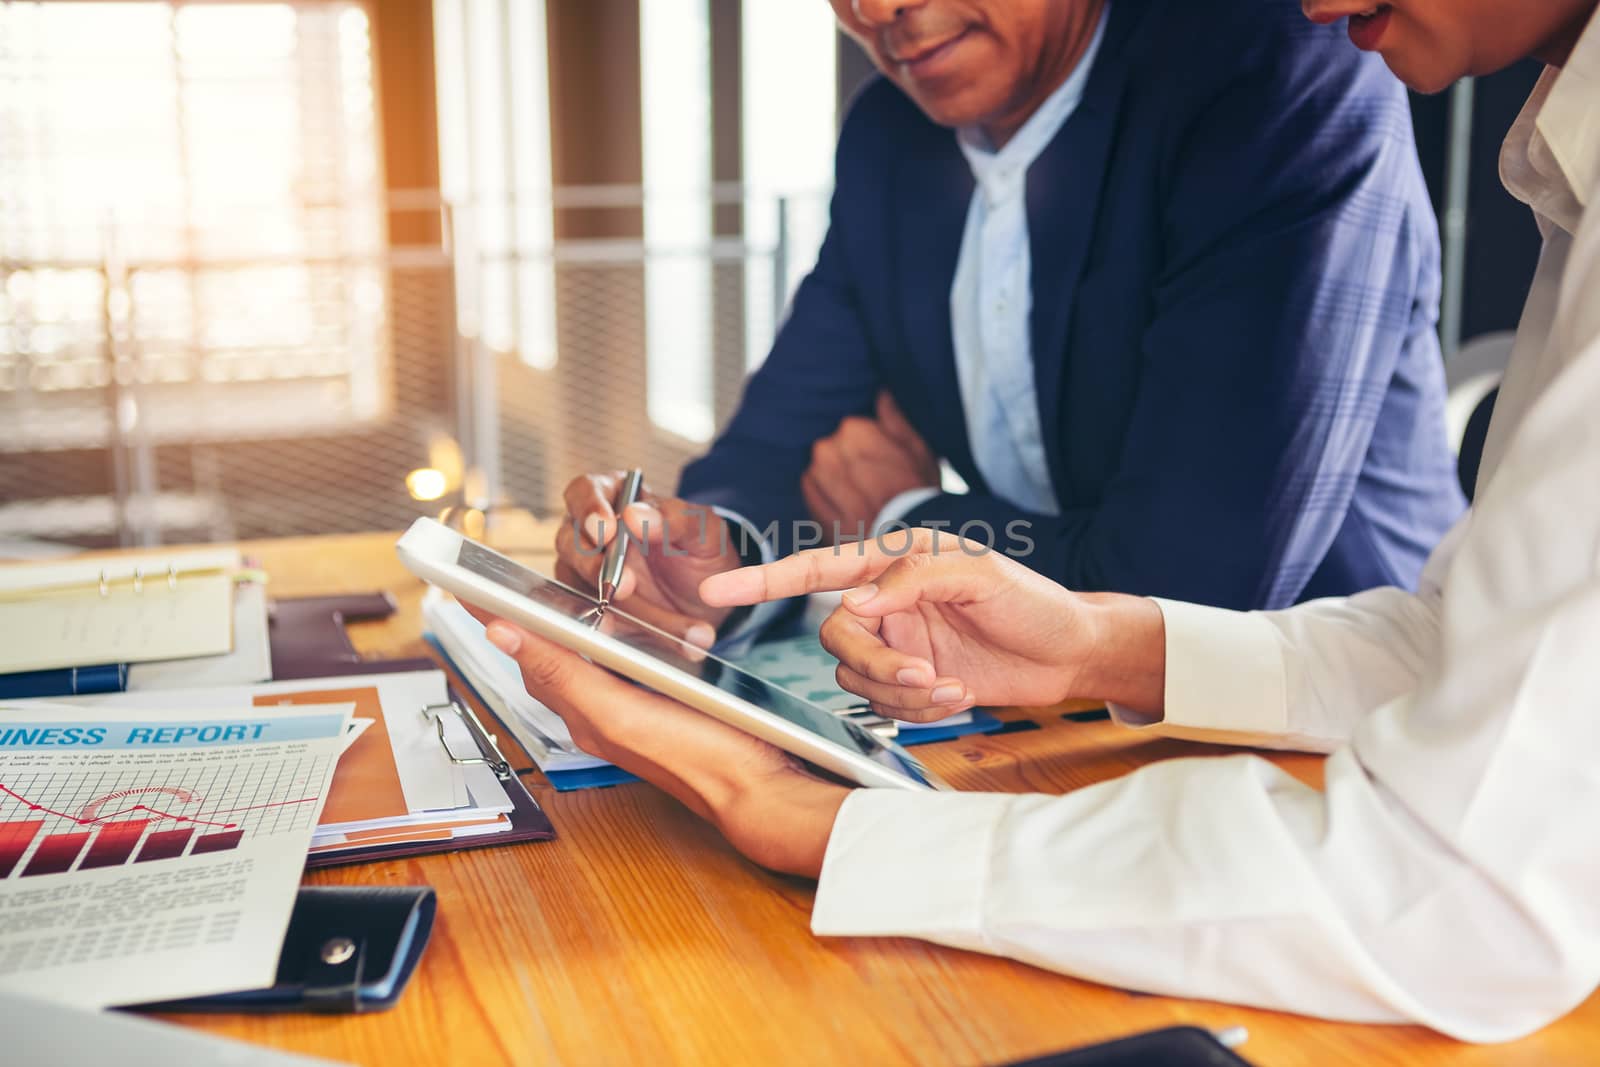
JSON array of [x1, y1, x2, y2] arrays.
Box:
[[556, 0, 1465, 648]]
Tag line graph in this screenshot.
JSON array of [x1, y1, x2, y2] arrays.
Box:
[[0, 783, 320, 831], [0, 748, 331, 877]]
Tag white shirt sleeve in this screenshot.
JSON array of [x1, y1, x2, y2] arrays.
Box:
[[813, 203, 1600, 1043], [1108, 518, 1461, 752]]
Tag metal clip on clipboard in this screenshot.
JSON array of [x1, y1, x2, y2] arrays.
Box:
[[422, 701, 513, 780]]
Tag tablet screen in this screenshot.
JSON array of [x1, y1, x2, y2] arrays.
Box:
[[455, 539, 938, 787]]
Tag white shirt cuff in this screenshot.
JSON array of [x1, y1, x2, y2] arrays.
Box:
[[872, 488, 943, 535], [1107, 598, 1288, 742], [812, 789, 1013, 941], [710, 506, 791, 654]]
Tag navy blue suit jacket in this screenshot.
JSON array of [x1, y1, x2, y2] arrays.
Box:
[[682, 0, 1466, 610]]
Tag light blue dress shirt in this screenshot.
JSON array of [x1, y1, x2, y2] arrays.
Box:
[[721, 9, 1108, 647], [878, 5, 1109, 525]]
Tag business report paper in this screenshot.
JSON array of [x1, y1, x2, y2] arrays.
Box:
[[0, 702, 349, 1008]]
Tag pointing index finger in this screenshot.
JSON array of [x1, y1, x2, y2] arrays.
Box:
[[700, 544, 886, 606]]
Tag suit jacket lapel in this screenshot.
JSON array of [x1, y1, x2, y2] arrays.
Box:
[[1028, 1, 1142, 503], [892, 132, 979, 484]]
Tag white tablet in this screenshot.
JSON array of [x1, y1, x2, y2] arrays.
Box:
[[396, 517, 948, 791]]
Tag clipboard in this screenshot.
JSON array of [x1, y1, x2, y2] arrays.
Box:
[[425, 635, 641, 791], [303, 686, 555, 868]]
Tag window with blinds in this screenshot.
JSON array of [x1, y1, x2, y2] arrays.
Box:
[[0, 0, 388, 449]]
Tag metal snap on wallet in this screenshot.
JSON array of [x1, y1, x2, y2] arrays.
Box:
[[136, 885, 436, 1014]]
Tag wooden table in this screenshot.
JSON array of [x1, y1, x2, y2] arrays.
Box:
[[100, 529, 1596, 1065]]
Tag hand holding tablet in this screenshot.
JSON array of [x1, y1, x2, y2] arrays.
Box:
[[396, 518, 947, 792], [465, 610, 850, 879]]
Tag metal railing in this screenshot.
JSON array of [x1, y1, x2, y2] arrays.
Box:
[[0, 185, 829, 549]]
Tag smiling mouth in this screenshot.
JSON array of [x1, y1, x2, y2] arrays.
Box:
[[1345, 2, 1394, 48], [888, 28, 971, 69]]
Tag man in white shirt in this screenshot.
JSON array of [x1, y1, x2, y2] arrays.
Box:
[[550, 0, 1464, 655], [474, 0, 1600, 1043]]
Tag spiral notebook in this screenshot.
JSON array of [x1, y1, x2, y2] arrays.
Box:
[[0, 551, 237, 675]]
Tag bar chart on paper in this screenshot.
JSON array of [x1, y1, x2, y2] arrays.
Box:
[[0, 752, 333, 879], [0, 707, 347, 1009]]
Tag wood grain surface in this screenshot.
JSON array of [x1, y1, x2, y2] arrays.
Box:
[[48, 527, 1597, 1066]]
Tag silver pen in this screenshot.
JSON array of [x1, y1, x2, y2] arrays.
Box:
[[597, 468, 645, 607]]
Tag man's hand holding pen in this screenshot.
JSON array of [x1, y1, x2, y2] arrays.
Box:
[[556, 471, 742, 649]]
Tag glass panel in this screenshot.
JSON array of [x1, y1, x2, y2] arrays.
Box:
[[741, 2, 837, 370], [641, 0, 713, 442], [0, 0, 388, 439]]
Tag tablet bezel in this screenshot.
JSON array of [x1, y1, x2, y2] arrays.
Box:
[[396, 517, 947, 792]]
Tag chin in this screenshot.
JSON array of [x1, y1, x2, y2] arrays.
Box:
[[912, 99, 986, 129], [894, 79, 1007, 131], [1379, 50, 1466, 95]]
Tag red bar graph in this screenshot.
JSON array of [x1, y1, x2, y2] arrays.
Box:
[[0, 766, 323, 876], [135, 828, 195, 863], [0, 820, 44, 877], [21, 831, 91, 876], [190, 828, 245, 855], [79, 820, 152, 870]]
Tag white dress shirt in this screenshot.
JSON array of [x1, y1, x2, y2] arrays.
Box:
[[877, 6, 1109, 526], [814, 13, 1600, 1043]]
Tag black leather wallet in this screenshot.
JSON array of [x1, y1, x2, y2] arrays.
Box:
[[138, 886, 436, 1014], [998, 1027, 1256, 1066]]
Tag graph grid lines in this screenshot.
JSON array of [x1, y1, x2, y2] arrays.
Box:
[[0, 751, 329, 878]]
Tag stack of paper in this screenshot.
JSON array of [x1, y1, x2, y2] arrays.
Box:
[[36, 669, 519, 860], [0, 549, 271, 696], [424, 591, 613, 778]]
